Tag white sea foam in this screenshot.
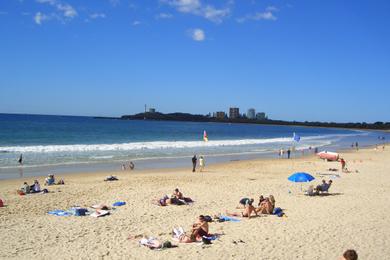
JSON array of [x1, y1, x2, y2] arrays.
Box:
[[0, 134, 355, 153]]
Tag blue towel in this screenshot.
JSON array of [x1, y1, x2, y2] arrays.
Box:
[[48, 210, 71, 216], [219, 215, 241, 222], [203, 235, 218, 241], [113, 201, 126, 207]]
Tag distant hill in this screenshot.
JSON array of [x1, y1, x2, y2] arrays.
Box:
[[117, 112, 390, 130]]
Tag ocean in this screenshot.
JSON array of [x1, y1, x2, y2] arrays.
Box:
[[0, 113, 388, 179]]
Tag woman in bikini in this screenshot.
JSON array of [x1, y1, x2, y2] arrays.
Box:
[[178, 215, 209, 243], [256, 195, 275, 214], [226, 202, 258, 218]]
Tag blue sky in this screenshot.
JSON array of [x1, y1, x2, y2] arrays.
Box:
[[0, 0, 389, 122]]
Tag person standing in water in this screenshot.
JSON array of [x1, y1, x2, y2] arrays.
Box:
[[287, 149, 291, 159], [192, 155, 197, 172], [18, 154, 23, 165], [355, 142, 359, 150], [199, 156, 205, 172]]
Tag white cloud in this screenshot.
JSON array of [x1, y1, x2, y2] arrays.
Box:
[[35, 0, 77, 22], [161, 0, 230, 23], [132, 20, 141, 26], [156, 12, 173, 19], [166, 0, 201, 13], [34, 12, 50, 24], [237, 10, 277, 23], [189, 28, 205, 41], [90, 13, 106, 19], [57, 3, 77, 18], [202, 5, 230, 23], [254, 11, 277, 20], [109, 0, 120, 7], [266, 6, 279, 12]]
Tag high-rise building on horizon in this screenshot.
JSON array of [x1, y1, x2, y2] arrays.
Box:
[[215, 111, 226, 119], [229, 107, 240, 119], [247, 108, 256, 119], [256, 112, 266, 120]]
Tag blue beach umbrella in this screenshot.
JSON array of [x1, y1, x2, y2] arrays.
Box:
[[288, 172, 315, 182], [288, 172, 315, 191]]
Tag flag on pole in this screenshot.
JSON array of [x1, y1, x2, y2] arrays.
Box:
[[203, 130, 208, 142], [293, 132, 300, 142]]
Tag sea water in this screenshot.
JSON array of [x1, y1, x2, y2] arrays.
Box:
[[0, 113, 387, 179]]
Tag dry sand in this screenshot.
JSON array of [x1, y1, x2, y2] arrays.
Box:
[[1, 145, 389, 259]]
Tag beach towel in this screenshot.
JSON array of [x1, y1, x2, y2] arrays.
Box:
[[218, 215, 241, 222], [112, 201, 126, 207], [90, 210, 110, 218], [48, 210, 72, 216]]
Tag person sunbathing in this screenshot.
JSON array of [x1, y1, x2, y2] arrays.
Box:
[[20, 182, 30, 194], [30, 180, 41, 193], [237, 198, 254, 208], [172, 188, 184, 199], [258, 195, 265, 206], [256, 195, 275, 214], [315, 180, 332, 193], [227, 202, 258, 218], [176, 215, 209, 243]]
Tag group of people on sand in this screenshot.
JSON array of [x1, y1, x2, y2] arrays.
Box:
[[17, 174, 64, 195], [19, 180, 42, 194], [191, 155, 205, 172], [226, 195, 276, 218], [157, 188, 193, 206]]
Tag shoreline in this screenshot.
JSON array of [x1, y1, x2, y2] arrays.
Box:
[[0, 143, 381, 185]]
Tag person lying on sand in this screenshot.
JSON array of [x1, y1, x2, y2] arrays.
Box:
[[256, 195, 275, 214], [172, 188, 193, 203], [227, 202, 258, 218], [104, 175, 118, 181], [174, 215, 209, 243]]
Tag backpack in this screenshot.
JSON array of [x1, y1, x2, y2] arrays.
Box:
[[0, 199, 4, 207]]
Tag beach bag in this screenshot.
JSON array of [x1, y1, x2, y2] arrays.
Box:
[[71, 207, 88, 216], [273, 207, 284, 217], [0, 199, 3, 207]]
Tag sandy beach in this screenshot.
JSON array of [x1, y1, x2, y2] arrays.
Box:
[[0, 145, 389, 259]]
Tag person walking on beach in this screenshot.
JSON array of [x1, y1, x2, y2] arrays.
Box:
[[279, 149, 284, 158], [199, 156, 205, 172], [340, 158, 346, 172], [287, 149, 291, 159], [191, 155, 197, 172], [355, 142, 359, 150], [18, 154, 23, 165]]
